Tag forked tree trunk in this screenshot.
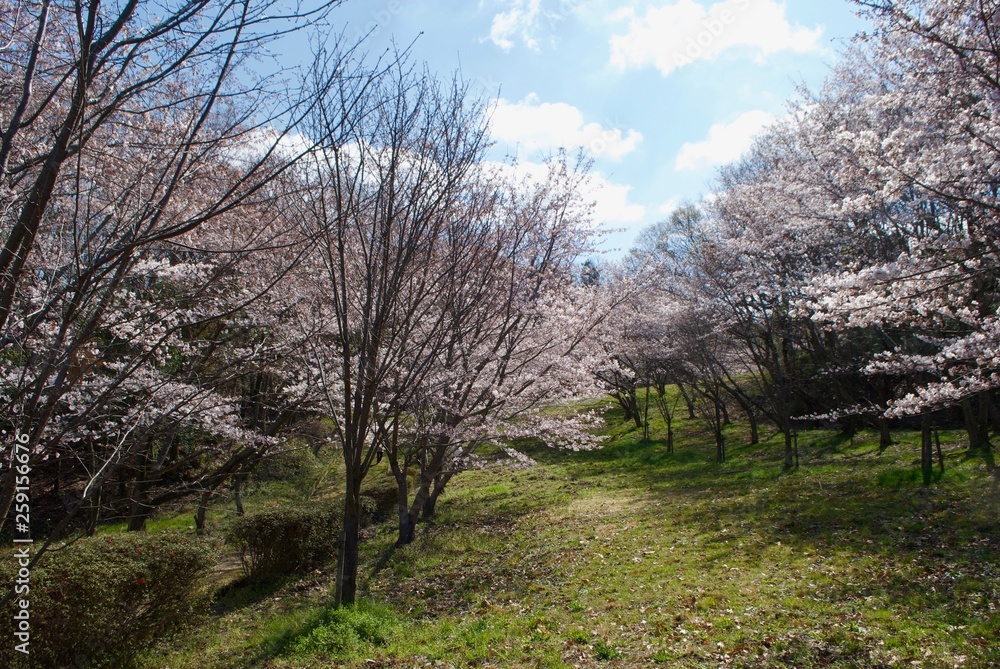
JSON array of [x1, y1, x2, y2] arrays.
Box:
[[422, 472, 452, 520], [617, 388, 642, 428], [390, 436, 451, 547]]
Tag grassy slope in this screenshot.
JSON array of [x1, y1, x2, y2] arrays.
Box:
[[145, 402, 1000, 668]]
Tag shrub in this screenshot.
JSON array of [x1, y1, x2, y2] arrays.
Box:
[[252, 447, 320, 483], [0, 532, 213, 669], [287, 601, 397, 659], [360, 474, 399, 524], [226, 503, 340, 581]]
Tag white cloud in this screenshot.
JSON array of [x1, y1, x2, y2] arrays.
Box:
[[590, 177, 646, 224], [486, 159, 646, 225], [674, 109, 776, 171], [657, 197, 680, 215], [491, 94, 643, 161], [490, 0, 542, 51], [487, 0, 580, 51], [609, 0, 824, 77]]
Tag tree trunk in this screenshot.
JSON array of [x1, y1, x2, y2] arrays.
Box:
[[714, 398, 725, 463], [619, 389, 642, 428], [962, 396, 990, 452], [335, 480, 362, 607], [878, 418, 893, 451], [783, 427, 794, 470], [422, 473, 452, 520], [126, 451, 151, 531], [677, 383, 697, 419], [85, 488, 100, 536], [127, 497, 149, 532], [397, 507, 417, 546], [934, 428, 944, 473], [642, 386, 651, 440], [195, 488, 211, 532], [395, 469, 416, 546], [989, 390, 1000, 432], [233, 473, 245, 516], [0, 470, 17, 537], [875, 376, 893, 451], [921, 416, 934, 486], [747, 408, 759, 445]]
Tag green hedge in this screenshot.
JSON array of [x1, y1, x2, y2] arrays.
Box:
[[0, 532, 213, 669], [226, 478, 397, 584], [226, 503, 340, 582]]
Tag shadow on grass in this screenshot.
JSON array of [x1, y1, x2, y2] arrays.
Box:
[[536, 402, 986, 512], [524, 409, 1000, 636], [213, 572, 302, 613]]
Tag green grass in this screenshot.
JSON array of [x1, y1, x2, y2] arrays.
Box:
[[142, 402, 1000, 668]]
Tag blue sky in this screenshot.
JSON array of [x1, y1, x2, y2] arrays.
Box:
[[312, 0, 868, 256]]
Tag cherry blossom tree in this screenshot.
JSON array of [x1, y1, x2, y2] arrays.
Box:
[[0, 0, 357, 572], [380, 155, 614, 546], [295, 57, 498, 605], [634, 0, 1000, 476], [800, 0, 1000, 460]]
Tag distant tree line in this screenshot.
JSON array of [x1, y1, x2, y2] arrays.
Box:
[[598, 0, 1000, 484]]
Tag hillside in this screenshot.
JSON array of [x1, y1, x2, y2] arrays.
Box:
[[143, 404, 1000, 668]]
